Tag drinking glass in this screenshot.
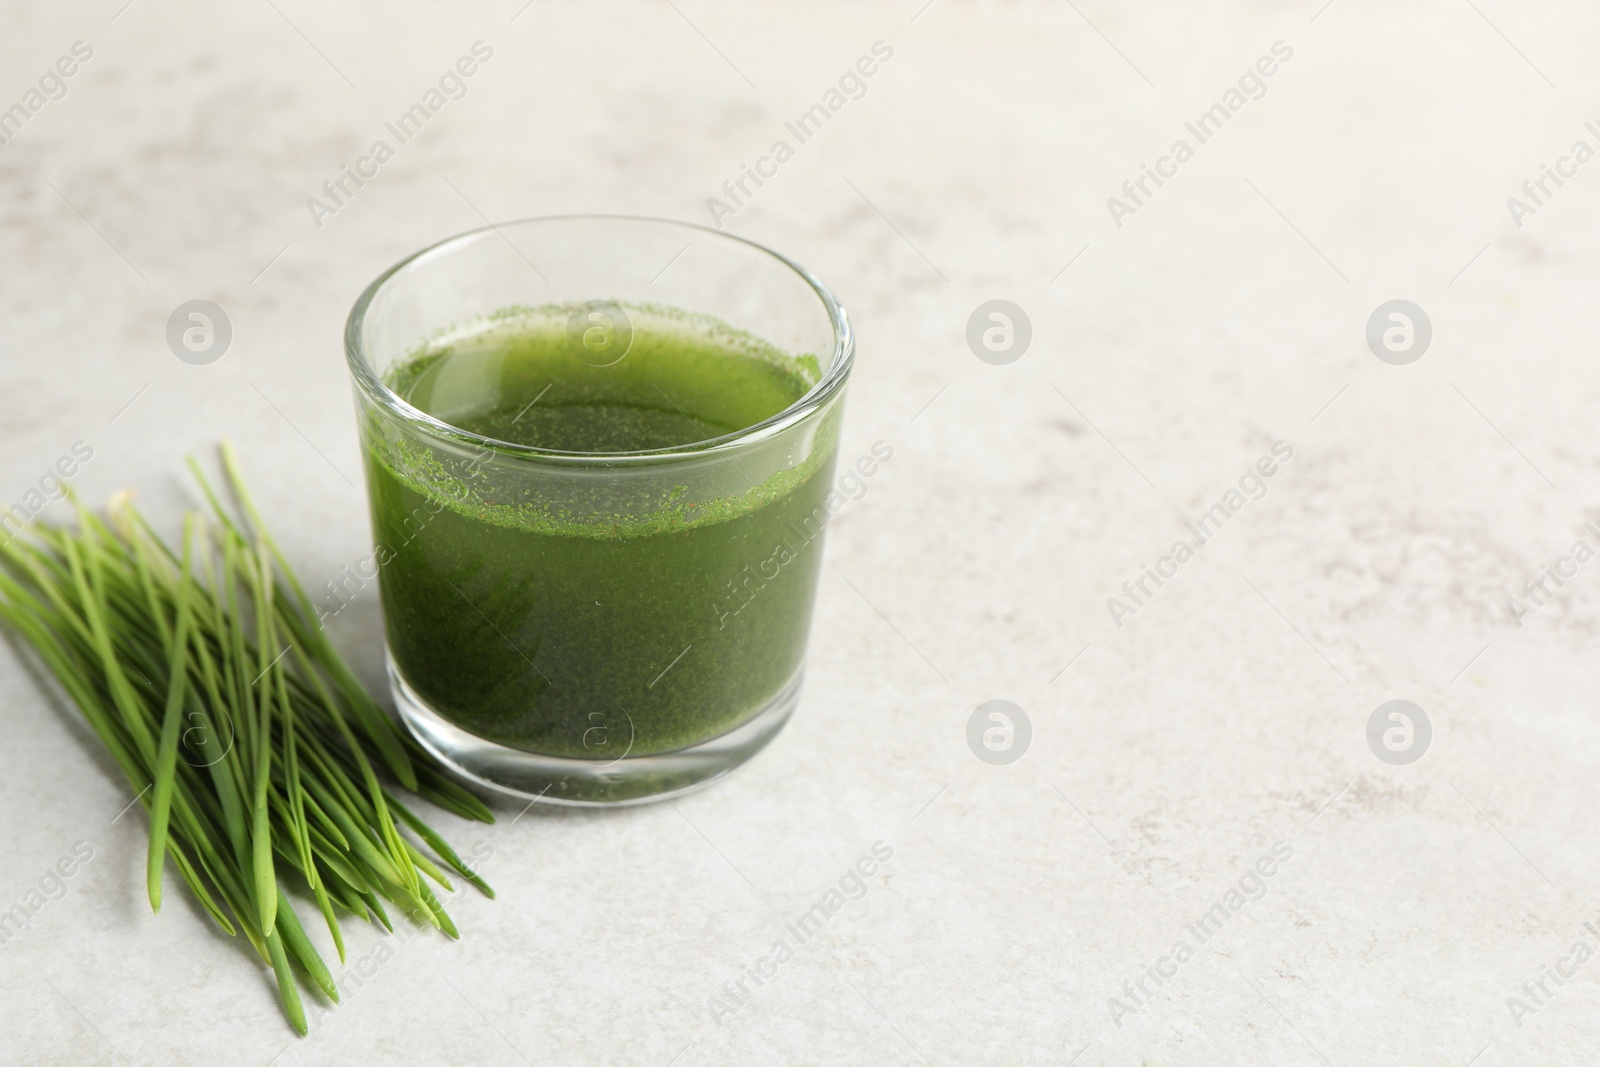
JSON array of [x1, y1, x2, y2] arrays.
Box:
[[344, 216, 853, 804]]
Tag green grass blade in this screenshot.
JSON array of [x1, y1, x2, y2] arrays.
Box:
[[146, 515, 196, 912], [263, 925, 307, 1036], [416, 881, 459, 940], [272, 885, 338, 1004], [389, 798, 494, 898]]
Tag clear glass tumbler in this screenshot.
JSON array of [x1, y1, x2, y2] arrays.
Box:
[[344, 216, 852, 805]]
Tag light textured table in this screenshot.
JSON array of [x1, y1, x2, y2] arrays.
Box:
[[3, 1, 1599, 1063]]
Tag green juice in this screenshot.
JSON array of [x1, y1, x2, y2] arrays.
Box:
[[364, 305, 840, 758]]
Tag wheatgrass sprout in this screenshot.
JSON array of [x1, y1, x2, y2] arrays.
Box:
[[0, 444, 495, 1035]]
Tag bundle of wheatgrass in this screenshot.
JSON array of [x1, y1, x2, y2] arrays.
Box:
[[0, 444, 494, 1034]]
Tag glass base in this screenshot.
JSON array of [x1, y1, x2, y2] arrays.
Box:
[[389, 655, 803, 806]]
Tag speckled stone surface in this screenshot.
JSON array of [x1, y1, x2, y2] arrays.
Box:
[[3, 2, 1600, 1064]]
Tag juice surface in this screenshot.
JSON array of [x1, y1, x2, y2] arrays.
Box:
[[367, 306, 839, 758], [389, 311, 814, 453]]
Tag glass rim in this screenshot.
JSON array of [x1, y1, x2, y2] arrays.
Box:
[[344, 213, 854, 465]]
